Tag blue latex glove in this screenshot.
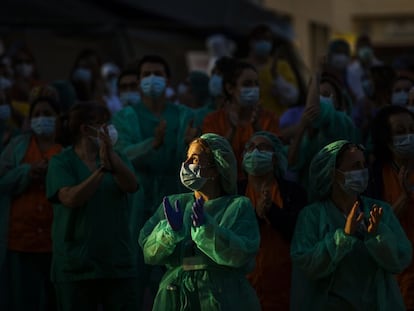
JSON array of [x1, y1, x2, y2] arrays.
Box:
[[163, 197, 183, 231], [191, 197, 205, 227]]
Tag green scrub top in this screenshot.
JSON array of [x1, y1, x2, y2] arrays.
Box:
[[290, 100, 360, 191], [112, 102, 193, 218], [139, 193, 261, 311], [46, 147, 138, 282], [290, 196, 412, 311]]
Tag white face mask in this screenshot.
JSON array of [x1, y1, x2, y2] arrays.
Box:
[[393, 134, 414, 156], [0, 77, 12, 90], [239, 87, 260, 106], [331, 54, 349, 70], [338, 168, 369, 196], [391, 91, 409, 106], [88, 124, 118, 146], [120, 91, 141, 106], [31, 116, 56, 136], [180, 162, 208, 191]]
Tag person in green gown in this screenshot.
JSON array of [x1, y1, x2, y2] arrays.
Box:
[[46, 102, 139, 311], [290, 140, 412, 311], [139, 133, 261, 311]]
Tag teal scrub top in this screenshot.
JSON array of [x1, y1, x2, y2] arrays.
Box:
[[112, 101, 193, 218], [139, 193, 261, 311], [290, 196, 412, 311], [290, 100, 360, 191], [46, 147, 138, 282]]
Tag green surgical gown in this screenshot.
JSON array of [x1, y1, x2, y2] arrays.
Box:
[[139, 193, 261, 311], [46, 147, 138, 282], [290, 196, 412, 311]]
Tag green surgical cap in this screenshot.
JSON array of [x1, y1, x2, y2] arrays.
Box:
[[248, 131, 287, 178], [200, 133, 237, 195], [308, 140, 350, 202]]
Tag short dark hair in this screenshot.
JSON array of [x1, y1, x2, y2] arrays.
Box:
[[66, 102, 110, 145], [136, 55, 171, 78], [117, 69, 139, 88], [248, 24, 273, 42]]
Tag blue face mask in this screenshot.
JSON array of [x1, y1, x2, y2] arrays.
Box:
[[242, 149, 274, 176], [393, 134, 414, 156], [0, 105, 11, 121], [120, 91, 141, 106], [209, 74, 223, 97], [392, 91, 408, 106], [254, 40, 272, 57], [31, 116, 56, 136], [240, 87, 260, 106], [72, 68, 92, 82], [140, 75, 166, 98], [358, 47, 373, 62], [338, 168, 369, 196], [180, 162, 208, 191], [331, 54, 349, 70]]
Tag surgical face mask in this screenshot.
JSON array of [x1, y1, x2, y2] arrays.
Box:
[[140, 75, 166, 98], [31, 116, 56, 136], [338, 168, 369, 196], [358, 47, 373, 62], [209, 74, 223, 97], [392, 91, 409, 106], [88, 125, 118, 146], [331, 54, 349, 70], [320, 95, 334, 107], [72, 68, 92, 82], [16, 63, 33, 78], [240, 87, 260, 106], [393, 134, 414, 156], [177, 83, 188, 95], [242, 149, 274, 176], [0, 105, 11, 121], [254, 40, 272, 57], [120, 91, 141, 106], [107, 124, 118, 146], [0, 77, 12, 90], [362, 79, 374, 98], [180, 162, 208, 191]]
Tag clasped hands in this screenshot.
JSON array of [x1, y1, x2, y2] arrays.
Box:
[[163, 196, 205, 231]]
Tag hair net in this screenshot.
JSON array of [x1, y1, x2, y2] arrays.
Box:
[[200, 133, 237, 195], [248, 131, 288, 178], [308, 140, 350, 202]]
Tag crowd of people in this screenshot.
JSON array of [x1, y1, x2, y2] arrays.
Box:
[[0, 23, 414, 311]]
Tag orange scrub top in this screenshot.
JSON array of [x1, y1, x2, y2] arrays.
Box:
[[245, 180, 291, 311], [202, 108, 279, 180], [382, 164, 414, 310], [8, 136, 62, 252]]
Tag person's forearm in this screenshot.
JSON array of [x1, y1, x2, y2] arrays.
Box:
[[306, 73, 320, 108], [287, 123, 306, 166], [58, 168, 105, 208], [110, 152, 139, 193]]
